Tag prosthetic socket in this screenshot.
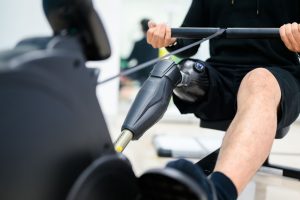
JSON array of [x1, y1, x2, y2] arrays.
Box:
[[174, 59, 209, 103]]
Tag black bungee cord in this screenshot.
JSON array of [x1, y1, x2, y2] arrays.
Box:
[[97, 29, 225, 85]]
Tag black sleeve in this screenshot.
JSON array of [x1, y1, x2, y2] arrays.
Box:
[[167, 0, 206, 58], [298, 1, 300, 22]]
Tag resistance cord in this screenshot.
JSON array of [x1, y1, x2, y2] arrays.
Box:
[[97, 29, 225, 85]]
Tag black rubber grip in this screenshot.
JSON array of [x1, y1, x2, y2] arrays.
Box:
[[171, 27, 279, 39]]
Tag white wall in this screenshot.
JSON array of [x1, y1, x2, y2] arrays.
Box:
[[0, 0, 51, 50], [92, 0, 122, 121]]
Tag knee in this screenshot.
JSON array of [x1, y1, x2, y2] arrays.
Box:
[[239, 68, 281, 104]]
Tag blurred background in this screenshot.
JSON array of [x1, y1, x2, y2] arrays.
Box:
[[0, 1, 300, 199], [0, 0, 210, 121]]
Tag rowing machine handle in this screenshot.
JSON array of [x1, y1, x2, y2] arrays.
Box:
[[121, 60, 181, 140], [171, 27, 280, 39]]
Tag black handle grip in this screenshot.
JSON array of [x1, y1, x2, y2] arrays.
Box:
[[171, 27, 280, 39]]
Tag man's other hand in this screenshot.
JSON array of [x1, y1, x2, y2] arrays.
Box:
[[280, 23, 300, 53]]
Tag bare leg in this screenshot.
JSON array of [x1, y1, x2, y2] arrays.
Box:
[[214, 68, 281, 194]]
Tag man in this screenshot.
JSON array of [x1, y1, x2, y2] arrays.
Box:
[[147, 0, 300, 199]]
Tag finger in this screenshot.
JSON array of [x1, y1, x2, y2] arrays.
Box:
[[147, 21, 157, 45], [280, 24, 293, 51], [151, 27, 160, 48], [280, 25, 290, 49], [147, 27, 155, 45], [291, 22, 300, 52], [157, 23, 168, 47], [165, 28, 177, 47], [152, 23, 167, 48], [164, 26, 174, 46], [148, 20, 156, 29], [285, 23, 298, 51]]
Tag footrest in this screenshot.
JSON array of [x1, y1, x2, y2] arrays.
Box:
[[139, 168, 207, 200]]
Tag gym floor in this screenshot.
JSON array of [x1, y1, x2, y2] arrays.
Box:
[[108, 86, 300, 200]]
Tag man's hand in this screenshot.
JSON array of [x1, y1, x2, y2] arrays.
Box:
[[280, 23, 300, 53], [146, 21, 177, 48]]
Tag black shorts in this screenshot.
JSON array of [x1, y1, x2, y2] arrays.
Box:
[[173, 61, 300, 133]]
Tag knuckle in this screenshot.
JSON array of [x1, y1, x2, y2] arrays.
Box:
[[286, 29, 292, 36], [160, 23, 166, 28], [157, 23, 164, 28], [154, 32, 160, 38], [280, 27, 287, 36], [280, 25, 285, 30], [148, 28, 154, 33], [292, 25, 298, 33], [148, 29, 154, 36], [159, 35, 165, 40]]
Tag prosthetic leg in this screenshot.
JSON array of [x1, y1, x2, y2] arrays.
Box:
[[116, 58, 209, 149], [116, 58, 212, 200]]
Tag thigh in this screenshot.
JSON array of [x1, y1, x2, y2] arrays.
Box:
[[266, 67, 300, 129]]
